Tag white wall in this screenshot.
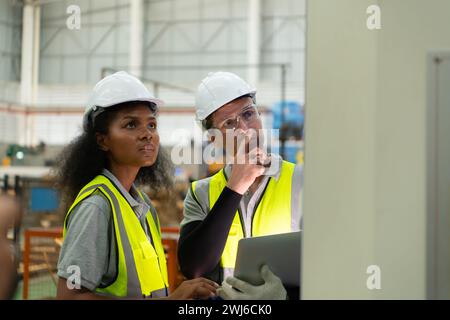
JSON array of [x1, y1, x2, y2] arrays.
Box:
[[303, 0, 377, 299], [0, 109, 20, 144], [0, 0, 305, 146], [374, 0, 450, 299], [39, 0, 130, 85], [38, 0, 305, 91], [304, 0, 450, 299], [0, 1, 31, 145], [0, 0, 22, 82]]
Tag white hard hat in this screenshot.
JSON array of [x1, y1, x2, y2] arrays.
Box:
[[83, 71, 164, 130], [195, 71, 256, 122]]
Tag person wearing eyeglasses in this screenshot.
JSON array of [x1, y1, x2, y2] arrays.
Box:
[[178, 71, 303, 300]]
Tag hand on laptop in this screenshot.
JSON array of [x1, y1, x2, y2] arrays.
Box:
[[217, 265, 287, 300]]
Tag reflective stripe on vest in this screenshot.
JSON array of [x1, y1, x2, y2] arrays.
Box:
[[63, 175, 169, 298], [192, 160, 297, 270]]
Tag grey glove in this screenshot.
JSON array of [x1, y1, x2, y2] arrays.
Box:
[[217, 265, 287, 300]]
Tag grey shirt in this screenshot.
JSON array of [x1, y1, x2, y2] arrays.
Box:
[[57, 169, 157, 291]]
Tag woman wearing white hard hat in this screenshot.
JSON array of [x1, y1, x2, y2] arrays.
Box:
[[55, 71, 218, 299]]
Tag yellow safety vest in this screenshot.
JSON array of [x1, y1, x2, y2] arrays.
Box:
[[193, 160, 296, 270], [63, 174, 169, 298]]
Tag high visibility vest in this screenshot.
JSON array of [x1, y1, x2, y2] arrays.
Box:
[[192, 160, 298, 272], [63, 174, 169, 298]]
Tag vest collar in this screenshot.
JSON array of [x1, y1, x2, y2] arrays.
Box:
[[101, 169, 149, 217]]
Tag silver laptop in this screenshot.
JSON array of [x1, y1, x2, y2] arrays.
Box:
[[233, 231, 301, 287]]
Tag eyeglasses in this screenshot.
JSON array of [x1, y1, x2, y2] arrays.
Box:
[[215, 105, 260, 130]]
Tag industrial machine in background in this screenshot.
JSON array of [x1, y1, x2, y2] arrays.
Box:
[[3, 142, 47, 167], [271, 100, 304, 164]]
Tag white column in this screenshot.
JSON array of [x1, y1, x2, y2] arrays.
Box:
[[30, 4, 40, 146], [247, 0, 261, 86], [20, 2, 35, 146], [32, 5, 40, 103], [20, 3, 34, 106], [129, 0, 144, 78], [20, 2, 40, 146]]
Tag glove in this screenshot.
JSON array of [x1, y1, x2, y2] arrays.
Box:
[[217, 265, 287, 300]]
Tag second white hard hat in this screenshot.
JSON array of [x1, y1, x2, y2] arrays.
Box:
[[83, 71, 164, 130], [195, 71, 256, 121]]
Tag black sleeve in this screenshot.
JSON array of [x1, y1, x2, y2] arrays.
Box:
[[286, 286, 300, 300], [178, 187, 242, 280]]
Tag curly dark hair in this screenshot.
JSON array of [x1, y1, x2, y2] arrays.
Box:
[[54, 101, 174, 207]]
